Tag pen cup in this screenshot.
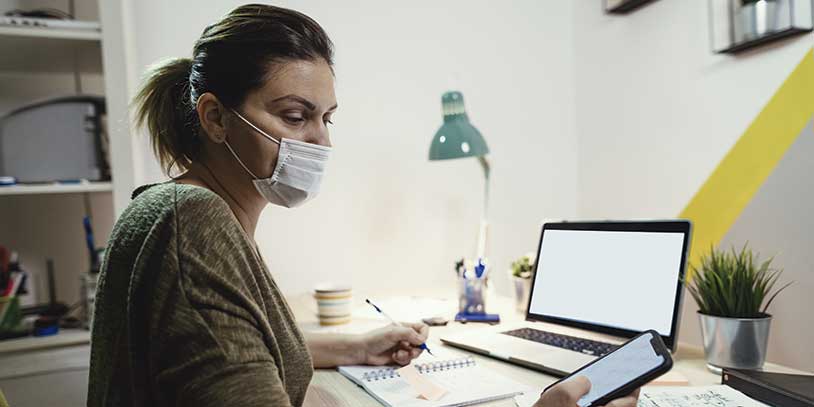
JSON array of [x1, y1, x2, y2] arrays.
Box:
[[80, 272, 100, 330], [313, 284, 352, 326], [458, 276, 487, 315]]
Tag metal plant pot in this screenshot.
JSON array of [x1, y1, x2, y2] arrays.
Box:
[[511, 275, 532, 313], [698, 312, 771, 373], [734, 0, 780, 43]]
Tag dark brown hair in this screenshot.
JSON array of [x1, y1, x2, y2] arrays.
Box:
[[133, 4, 334, 175]]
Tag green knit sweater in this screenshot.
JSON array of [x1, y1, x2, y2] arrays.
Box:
[[88, 183, 313, 406]]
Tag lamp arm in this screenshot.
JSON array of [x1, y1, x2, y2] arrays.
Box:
[[477, 156, 490, 260]]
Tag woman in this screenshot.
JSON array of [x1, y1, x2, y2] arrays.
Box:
[[88, 4, 638, 407]]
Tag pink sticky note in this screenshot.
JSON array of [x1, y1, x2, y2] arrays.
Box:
[[397, 364, 449, 401]]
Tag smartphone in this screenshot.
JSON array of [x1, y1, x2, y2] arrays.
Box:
[[543, 330, 672, 407]]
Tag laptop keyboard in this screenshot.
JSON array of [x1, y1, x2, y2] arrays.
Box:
[[502, 328, 619, 357]]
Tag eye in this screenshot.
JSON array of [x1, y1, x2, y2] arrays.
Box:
[[283, 115, 305, 125], [324, 118, 334, 126]]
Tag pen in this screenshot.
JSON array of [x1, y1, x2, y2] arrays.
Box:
[[83, 216, 96, 267], [475, 258, 486, 279], [365, 298, 434, 356]]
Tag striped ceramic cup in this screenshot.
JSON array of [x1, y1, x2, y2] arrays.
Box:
[[314, 284, 352, 326]]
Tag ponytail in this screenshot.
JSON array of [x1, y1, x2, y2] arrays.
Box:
[[132, 57, 198, 175]]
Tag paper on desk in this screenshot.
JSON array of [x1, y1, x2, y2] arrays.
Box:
[[397, 364, 449, 401], [637, 385, 768, 407], [517, 385, 767, 407]]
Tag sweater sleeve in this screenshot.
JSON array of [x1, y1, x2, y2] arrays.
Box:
[[149, 188, 295, 407]]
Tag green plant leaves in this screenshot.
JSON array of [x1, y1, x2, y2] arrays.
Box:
[[685, 243, 792, 318], [511, 255, 534, 279]]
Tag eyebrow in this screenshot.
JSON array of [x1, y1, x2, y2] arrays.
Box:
[[270, 94, 338, 112]]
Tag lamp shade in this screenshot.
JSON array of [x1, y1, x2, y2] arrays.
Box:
[[429, 91, 489, 161]]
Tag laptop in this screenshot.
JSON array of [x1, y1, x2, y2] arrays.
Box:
[[441, 220, 691, 377]]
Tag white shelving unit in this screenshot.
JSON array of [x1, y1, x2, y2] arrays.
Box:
[[0, 0, 119, 332], [0, 328, 90, 354], [0, 182, 113, 196], [0, 25, 101, 41], [0, 2, 134, 405]]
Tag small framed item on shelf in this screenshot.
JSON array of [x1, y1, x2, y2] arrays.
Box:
[[709, 0, 814, 54]]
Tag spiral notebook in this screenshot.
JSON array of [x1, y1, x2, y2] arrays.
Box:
[[338, 355, 531, 407]]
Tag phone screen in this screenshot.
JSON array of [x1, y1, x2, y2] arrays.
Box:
[[565, 332, 664, 407]]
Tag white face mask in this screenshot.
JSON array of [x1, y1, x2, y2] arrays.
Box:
[[224, 109, 332, 208]]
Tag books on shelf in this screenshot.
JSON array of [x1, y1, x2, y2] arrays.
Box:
[[0, 16, 100, 32]]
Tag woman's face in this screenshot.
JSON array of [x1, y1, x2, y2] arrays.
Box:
[[226, 58, 337, 179]]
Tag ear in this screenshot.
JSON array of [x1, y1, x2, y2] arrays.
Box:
[[196, 92, 227, 144]]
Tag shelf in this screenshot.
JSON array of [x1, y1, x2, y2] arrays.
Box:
[[0, 182, 112, 196], [717, 27, 813, 54], [605, 0, 659, 14], [0, 328, 90, 355], [0, 26, 102, 73], [709, 0, 814, 54], [0, 26, 101, 41]]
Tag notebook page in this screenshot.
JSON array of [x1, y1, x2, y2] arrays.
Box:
[[337, 347, 463, 384], [350, 361, 530, 407]]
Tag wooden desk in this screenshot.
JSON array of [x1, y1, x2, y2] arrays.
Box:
[[292, 293, 803, 407], [0, 294, 803, 407]]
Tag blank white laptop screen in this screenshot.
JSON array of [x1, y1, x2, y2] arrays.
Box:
[[528, 229, 685, 336]]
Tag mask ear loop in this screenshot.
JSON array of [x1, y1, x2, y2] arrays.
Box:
[[223, 139, 261, 179], [230, 108, 282, 145]]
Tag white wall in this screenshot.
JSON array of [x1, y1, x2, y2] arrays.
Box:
[[572, 1, 814, 371], [122, 1, 578, 297], [574, 1, 813, 219], [116, 0, 814, 371]]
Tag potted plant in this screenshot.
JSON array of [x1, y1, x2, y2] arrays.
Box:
[[510, 254, 534, 313], [686, 244, 792, 372]]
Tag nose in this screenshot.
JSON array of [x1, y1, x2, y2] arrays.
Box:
[[307, 121, 332, 148]]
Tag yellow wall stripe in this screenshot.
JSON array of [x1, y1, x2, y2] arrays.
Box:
[[680, 49, 814, 274]]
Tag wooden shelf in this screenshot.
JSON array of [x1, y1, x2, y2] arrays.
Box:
[[0, 182, 112, 196]]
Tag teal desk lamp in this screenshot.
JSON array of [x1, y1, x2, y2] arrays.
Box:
[[429, 91, 491, 260]]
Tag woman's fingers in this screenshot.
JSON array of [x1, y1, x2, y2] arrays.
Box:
[[393, 349, 411, 365], [405, 322, 430, 341], [387, 325, 426, 346], [600, 395, 638, 407], [599, 388, 640, 407], [561, 376, 591, 400], [537, 376, 592, 407]]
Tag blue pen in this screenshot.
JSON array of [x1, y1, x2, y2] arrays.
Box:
[[365, 299, 434, 357], [83, 216, 96, 266], [474, 258, 486, 279]]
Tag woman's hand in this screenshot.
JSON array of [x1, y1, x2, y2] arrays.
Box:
[[534, 376, 640, 407], [356, 322, 430, 366]]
